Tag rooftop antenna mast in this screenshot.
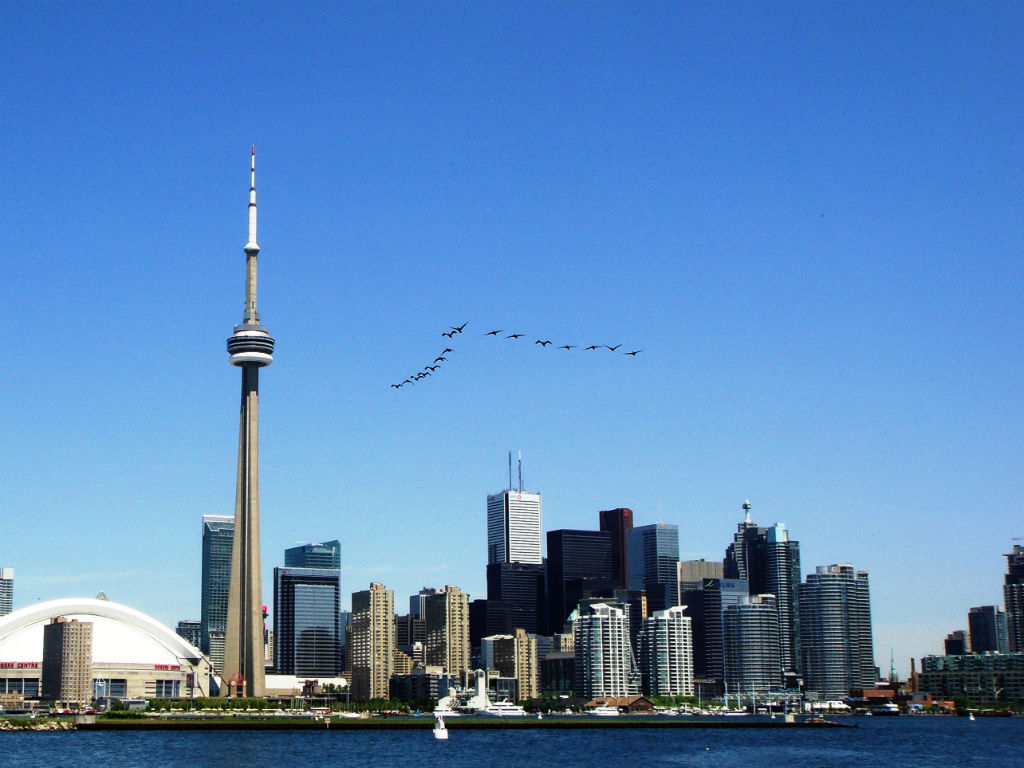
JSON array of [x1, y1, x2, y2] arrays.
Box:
[[518, 450, 523, 492], [508, 451, 512, 492]]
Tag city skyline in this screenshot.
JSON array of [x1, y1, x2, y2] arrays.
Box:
[[3, 3, 1022, 679]]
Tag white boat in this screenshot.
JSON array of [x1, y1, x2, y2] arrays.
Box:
[[433, 714, 448, 740], [589, 705, 620, 716], [478, 700, 528, 717], [968, 712, 976, 722]]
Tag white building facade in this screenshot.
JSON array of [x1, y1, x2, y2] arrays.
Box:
[[638, 605, 694, 697]]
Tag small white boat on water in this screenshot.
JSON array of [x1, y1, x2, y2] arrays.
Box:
[[589, 705, 620, 716], [433, 715, 448, 740]]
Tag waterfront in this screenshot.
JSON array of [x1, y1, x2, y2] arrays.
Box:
[[1, 717, 1017, 768]]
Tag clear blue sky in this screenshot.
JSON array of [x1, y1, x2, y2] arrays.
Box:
[[2, 2, 1021, 676]]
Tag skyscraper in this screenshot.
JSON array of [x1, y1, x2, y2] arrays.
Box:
[[1004, 544, 1024, 652], [681, 578, 748, 688], [546, 529, 615, 634], [487, 490, 542, 565], [574, 602, 641, 698], [723, 504, 802, 676], [223, 148, 275, 698], [723, 594, 782, 694], [285, 540, 341, 569], [944, 629, 969, 656], [41, 617, 92, 707], [274, 567, 341, 676], [627, 523, 679, 613], [799, 564, 875, 699], [351, 582, 395, 702], [758, 523, 801, 676], [637, 605, 694, 697], [723, 500, 763, 581], [200, 514, 234, 672], [599, 508, 633, 590], [485, 561, 545, 635], [968, 605, 1009, 654], [425, 585, 471, 675], [0, 568, 13, 616]]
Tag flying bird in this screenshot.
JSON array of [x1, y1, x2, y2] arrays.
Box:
[[442, 348, 453, 354], [434, 356, 447, 363], [624, 349, 643, 356], [391, 383, 402, 389], [485, 329, 503, 336], [451, 322, 468, 333], [535, 339, 552, 346], [559, 345, 575, 350], [425, 365, 439, 372], [507, 333, 524, 339], [585, 345, 600, 350], [442, 331, 455, 338], [605, 345, 621, 352]]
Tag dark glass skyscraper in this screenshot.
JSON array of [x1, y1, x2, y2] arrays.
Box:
[[486, 561, 545, 635], [968, 605, 1009, 654], [599, 508, 633, 590], [1004, 544, 1024, 653], [681, 578, 748, 688], [273, 566, 341, 676], [200, 514, 234, 673], [627, 523, 679, 613], [723, 505, 801, 676], [546, 529, 615, 634], [285, 540, 341, 570]]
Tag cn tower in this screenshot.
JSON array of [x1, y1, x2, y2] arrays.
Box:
[[222, 147, 274, 697]]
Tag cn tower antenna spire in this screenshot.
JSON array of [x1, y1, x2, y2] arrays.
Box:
[[242, 146, 260, 325]]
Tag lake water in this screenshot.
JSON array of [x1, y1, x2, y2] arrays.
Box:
[[2, 716, 1018, 768]]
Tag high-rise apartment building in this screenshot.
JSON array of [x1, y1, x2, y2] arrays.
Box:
[[425, 585, 470, 675], [637, 605, 694, 697], [799, 564, 875, 699], [723, 594, 782, 694], [41, 617, 93, 706], [285, 540, 341, 569], [176, 620, 202, 648], [0, 568, 13, 616], [200, 514, 234, 673], [274, 566, 341, 676], [546, 529, 615, 635], [487, 490, 543, 565], [351, 582, 395, 702], [627, 523, 679, 613], [480, 628, 539, 701], [574, 602, 640, 698], [1004, 544, 1024, 653], [968, 605, 1009, 654], [599, 508, 633, 590]]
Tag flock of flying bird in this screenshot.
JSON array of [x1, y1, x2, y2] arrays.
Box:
[[390, 322, 642, 389]]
